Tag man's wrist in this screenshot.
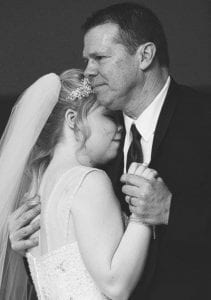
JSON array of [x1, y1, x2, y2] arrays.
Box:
[[129, 213, 145, 224]]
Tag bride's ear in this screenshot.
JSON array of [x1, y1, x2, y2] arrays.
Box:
[[65, 109, 77, 129]]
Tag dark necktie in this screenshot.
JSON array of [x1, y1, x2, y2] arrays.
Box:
[[126, 124, 143, 171]]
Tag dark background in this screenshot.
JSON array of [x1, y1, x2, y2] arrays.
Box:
[[0, 0, 210, 132]]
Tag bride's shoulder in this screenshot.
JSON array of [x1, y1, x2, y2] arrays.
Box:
[[59, 165, 113, 196], [78, 166, 112, 190], [61, 165, 109, 185], [72, 167, 116, 206]]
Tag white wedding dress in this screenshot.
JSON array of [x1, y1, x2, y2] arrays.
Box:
[[26, 166, 109, 300]]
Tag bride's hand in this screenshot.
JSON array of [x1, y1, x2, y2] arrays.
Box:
[[128, 162, 158, 179], [8, 194, 41, 256]]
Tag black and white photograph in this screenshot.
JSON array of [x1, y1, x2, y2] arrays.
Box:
[[0, 1, 210, 299]]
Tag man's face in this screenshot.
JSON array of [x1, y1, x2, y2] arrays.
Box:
[[83, 23, 141, 111]]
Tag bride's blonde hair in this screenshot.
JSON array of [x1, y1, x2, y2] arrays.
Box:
[[26, 68, 96, 198]]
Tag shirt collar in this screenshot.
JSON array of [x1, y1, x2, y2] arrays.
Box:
[[124, 76, 171, 141]]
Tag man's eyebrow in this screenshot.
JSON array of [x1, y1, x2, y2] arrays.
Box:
[[83, 51, 105, 59]]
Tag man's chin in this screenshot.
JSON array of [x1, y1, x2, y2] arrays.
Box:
[[96, 96, 119, 110], [96, 97, 112, 107]]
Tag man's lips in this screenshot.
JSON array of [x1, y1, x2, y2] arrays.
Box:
[[92, 83, 106, 89]]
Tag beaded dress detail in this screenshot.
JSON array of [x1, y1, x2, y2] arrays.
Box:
[[26, 166, 109, 300]]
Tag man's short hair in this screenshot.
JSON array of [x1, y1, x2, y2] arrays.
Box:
[[82, 2, 169, 67]]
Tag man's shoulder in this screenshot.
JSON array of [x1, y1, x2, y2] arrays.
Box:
[[170, 80, 211, 114], [172, 80, 210, 102], [165, 80, 211, 133]]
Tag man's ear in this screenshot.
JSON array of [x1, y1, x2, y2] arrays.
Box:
[[136, 42, 156, 70], [65, 109, 77, 129]]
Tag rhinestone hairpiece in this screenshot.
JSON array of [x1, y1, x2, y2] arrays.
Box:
[[66, 78, 93, 101]]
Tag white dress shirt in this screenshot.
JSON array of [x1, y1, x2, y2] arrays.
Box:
[[123, 77, 171, 173]]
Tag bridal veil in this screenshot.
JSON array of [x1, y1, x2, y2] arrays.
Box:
[[0, 73, 61, 299]]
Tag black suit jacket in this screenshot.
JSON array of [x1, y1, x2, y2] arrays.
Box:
[[105, 80, 211, 300]]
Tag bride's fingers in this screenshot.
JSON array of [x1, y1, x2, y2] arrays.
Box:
[[128, 162, 139, 175], [133, 163, 148, 176], [141, 168, 158, 180]]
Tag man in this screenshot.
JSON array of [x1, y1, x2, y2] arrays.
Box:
[[8, 2, 211, 300]]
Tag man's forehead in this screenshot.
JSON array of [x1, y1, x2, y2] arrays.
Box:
[[83, 23, 119, 55], [85, 22, 119, 38]]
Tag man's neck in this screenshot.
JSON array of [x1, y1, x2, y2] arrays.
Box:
[[124, 67, 169, 119]]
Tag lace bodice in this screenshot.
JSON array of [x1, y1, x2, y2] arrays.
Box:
[[26, 166, 109, 300]]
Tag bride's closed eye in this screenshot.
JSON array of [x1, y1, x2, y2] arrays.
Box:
[[103, 110, 119, 123]]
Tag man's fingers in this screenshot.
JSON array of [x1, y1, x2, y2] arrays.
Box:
[[125, 195, 144, 205], [129, 205, 145, 216], [8, 203, 40, 233], [8, 203, 29, 224], [125, 196, 145, 207], [15, 197, 40, 219], [120, 173, 147, 187], [130, 197, 144, 207], [12, 219, 40, 241], [16, 204, 41, 228], [141, 218, 158, 226], [19, 193, 29, 206], [19, 193, 40, 207], [122, 184, 141, 197], [11, 237, 39, 254]]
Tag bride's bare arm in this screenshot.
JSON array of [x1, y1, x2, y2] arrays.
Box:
[[71, 170, 151, 300]]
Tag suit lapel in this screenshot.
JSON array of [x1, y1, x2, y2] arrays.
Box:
[[137, 80, 181, 294], [151, 79, 179, 160]]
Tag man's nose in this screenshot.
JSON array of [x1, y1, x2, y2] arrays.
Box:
[[84, 60, 98, 78]]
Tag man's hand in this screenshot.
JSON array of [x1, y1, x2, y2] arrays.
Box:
[[8, 195, 41, 256], [121, 163, 172, 225]]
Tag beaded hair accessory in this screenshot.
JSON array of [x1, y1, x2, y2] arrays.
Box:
[[66, 78, 93, 101]]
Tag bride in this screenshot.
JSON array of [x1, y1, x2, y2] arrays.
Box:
[[0, 69, 153, 300]]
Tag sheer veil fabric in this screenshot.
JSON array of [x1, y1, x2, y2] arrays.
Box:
[[0, 73, 61, 299]]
